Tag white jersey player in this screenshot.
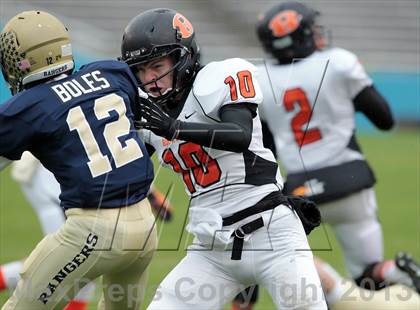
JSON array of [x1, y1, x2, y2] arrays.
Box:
[[259, 46, 374, 175], [121, 8, 327, 309], [255, 1, 418, 293], [139, 56, 282, 216]]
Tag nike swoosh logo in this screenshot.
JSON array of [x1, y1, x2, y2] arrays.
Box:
[[184, 111, 196, 119]]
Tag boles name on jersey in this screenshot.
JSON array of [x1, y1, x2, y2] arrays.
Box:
[[0, 60, 154, 209], [139, 58, 283, 215]]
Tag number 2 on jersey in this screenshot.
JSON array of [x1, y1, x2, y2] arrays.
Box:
[[283, 88, 322, 147], [67, 93, 143, 178]]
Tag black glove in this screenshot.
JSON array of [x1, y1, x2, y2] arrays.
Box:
[[287, 196, 321, 235], [136, 100, 181, 140]]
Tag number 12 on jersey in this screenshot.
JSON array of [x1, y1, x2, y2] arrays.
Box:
[[67, 93, 143, 178]]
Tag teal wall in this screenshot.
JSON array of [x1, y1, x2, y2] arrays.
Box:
[[371, 72, 419, 121], [355, 71, 420, 130]]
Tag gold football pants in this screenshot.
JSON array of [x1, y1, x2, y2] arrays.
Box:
[[2, 198, 157, 310]]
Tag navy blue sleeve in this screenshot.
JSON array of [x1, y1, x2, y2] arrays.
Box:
[[0, 114, 34, 160]]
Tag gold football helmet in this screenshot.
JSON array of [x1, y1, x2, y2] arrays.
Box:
[[0, 11, 74, 95]]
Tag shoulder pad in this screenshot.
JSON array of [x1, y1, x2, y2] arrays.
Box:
[[321, 48, 372, 98], [324, 47, 360, 73], [192, 58, 263, 120]]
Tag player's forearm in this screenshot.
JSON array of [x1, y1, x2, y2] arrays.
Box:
[[353, 86, 394, 130], [176, 104, 254, 152], [177, 121, 252, 152]]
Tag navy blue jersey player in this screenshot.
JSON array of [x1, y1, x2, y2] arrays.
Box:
[[0, 61, 154, 210], [0, 11, 157, 309]]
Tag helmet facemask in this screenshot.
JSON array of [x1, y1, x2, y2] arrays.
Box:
[[121, 8, 200, 110], [312, 16, 330, 50], [130, 46, 192, 108]]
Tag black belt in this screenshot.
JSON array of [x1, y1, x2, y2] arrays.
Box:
[[230, 217, 264, 260], [222, 191, 288, 260]]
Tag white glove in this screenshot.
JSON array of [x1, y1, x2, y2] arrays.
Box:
[[138, 87, 149, 100], [10, 151, 40, 184], [186, 207, 234, 248]]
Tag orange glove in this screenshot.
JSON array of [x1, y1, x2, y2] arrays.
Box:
[[147, 188, 174, 221]]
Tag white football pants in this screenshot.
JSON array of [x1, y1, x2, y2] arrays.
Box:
[[147, 204, 327, 310], [319, 188, 383, 278]]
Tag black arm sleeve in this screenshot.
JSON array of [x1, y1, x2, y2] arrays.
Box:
[[261, 120, 277, 156], [176, 103, 256, 153], [353, 85, 394, 130], [145, 143, 155, 157]]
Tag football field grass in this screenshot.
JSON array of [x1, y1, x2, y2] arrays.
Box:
[[0, 129, 419, 309]]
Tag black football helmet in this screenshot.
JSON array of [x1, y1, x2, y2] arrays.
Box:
[[121, 8, 200, 106], [256, 2, 321, 64]]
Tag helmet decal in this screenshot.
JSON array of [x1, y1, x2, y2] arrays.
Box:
[[256, 2, 320, 64], [18, 59, 31, 71], [269, 10, 302, 38], [172, 13, 194, 39], [1, 31, 28, 78]]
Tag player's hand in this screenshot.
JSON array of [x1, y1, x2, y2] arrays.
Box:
[[287, 196, 321, 235], [147, 188, 174, 221], [136, 100, 181, 140]]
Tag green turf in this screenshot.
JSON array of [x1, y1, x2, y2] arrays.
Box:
[[0, 129, 419, 309]]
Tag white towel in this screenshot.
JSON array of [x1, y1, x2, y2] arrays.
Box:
[[186, 207, 234, 249]]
